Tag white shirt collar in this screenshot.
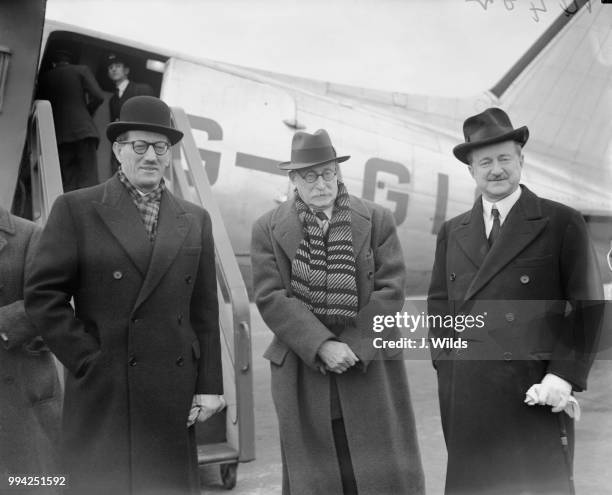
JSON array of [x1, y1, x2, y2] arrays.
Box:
[[116, 79, 129, 97], [482, 186, 522, 225]]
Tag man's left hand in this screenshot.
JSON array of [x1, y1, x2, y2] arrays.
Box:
[[187, 394, 226, 427], [525, 373, 572, 413]]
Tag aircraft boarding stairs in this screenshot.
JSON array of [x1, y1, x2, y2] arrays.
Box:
[[24, 100, 255, 490]]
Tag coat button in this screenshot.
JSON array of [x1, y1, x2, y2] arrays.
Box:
[[503, 351, 513, 361], [185, 275, 193, 284], [176, 356, 184, 366], [450, 273, 456, 281], [505, 312, 515, 322], [113, 270, 123, 280], [367, 271, 374, 279], [128, 356, 137, 366], [520, 275, 530, 284], [177, 314, 183, 325]]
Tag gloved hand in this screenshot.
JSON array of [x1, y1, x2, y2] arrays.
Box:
[[187, 394, 226, 427], [524, 373, 572, 413]]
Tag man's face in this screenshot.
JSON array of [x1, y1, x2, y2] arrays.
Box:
[[290, 162, 338, 210], [108, 62, 129, 83], [468, 140, 523, 202], [113, 130, 171, 192]]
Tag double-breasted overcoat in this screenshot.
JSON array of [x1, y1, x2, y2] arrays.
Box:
[[25, 176, 223, 495], [252, 195, 425, 495], [0, 208, 61, 495], [428, 185, 603, 494]]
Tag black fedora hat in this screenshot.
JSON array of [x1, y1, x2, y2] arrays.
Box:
[[453, 107, 529, 164], [278, 129, 350, 170], [106, 96, 183, 145]]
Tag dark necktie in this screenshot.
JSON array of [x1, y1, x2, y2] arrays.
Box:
[[488, 206, 500, 247], [315, 211, 329, 235]]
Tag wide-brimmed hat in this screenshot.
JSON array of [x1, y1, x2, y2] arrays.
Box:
[[278, 129, 350, 170], [453, 107, 529, 164], [106, 96, 183, 144]]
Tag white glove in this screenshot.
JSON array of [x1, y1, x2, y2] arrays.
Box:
[[187, 394, 226, 427], [524, 373, 573, 414]]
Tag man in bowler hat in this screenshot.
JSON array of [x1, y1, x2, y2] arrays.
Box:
[[428, 107, 603, 494], [26, 96, 225, 495], [251, 129, 424, 494]]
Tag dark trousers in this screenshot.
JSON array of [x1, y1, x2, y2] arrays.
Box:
[[332, 419, 358, 495], [58, 138, 98, 192]]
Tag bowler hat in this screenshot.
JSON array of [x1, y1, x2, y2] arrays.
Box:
[[106, 96, 183, 145], [453, 107, 529, 164], [278, 129, 350, 170]]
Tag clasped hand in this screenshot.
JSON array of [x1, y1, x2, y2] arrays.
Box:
[[187, 394, 226, 427], [524, 373, 572, 413], [317, 340, 359, 375]]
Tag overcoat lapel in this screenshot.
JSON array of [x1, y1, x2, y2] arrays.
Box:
[[463, 186, 548, 301], [349, 196, 371, 256], [272, 200, 303, 262], [271, 194, 371, 261], [93, 177, 151, 276], [454, 200, 488, 272], [0, 208, 14, 254], [133, 191, 191, 311]]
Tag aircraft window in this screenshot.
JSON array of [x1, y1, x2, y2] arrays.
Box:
[[146, 59, 166, 73]]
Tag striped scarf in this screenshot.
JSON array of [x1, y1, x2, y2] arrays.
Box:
[[118, 169, 164, 242], [290, 182, 358, 327]]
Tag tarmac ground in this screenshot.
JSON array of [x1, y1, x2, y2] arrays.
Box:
[[199, 303, 612, 495]]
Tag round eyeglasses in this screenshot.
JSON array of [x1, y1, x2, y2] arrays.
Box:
[[298, 169, 337, 184], [117, 140, 170, 156]]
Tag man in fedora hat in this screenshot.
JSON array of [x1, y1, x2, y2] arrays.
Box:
[[251, 129, 425, 494], [25, 95, 225, 495], [427, 107, 603, 494]]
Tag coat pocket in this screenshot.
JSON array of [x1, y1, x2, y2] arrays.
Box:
[[24, 352, 60, 404], [529, 351, 552, 361], [513, 255, 553, 267], [263, 339, 289, 366]]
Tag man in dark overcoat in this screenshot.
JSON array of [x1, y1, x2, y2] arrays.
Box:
[[428, 108, 604, 494], [25, 96, 225, 495], [251, 129, 425, 495], [0, 206, 61, 495], [37, 49, 106, 191]]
